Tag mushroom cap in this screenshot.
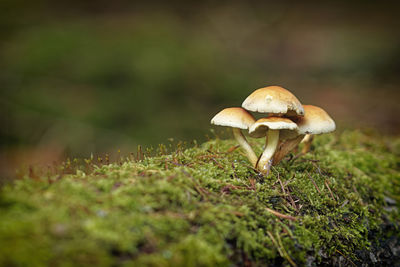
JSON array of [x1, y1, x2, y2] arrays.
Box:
[[242, 86, 304, 117], [296, 105, 336, 135], [249, 117, 298, 138], [211, 107, 255, 130]]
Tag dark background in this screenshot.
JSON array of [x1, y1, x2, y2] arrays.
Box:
[[1, 1, 400, 178]]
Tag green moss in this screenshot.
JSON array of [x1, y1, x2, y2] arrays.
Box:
[[0, 130, 399, 266]]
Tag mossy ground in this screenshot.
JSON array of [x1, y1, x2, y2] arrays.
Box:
[[0, 130, 399, 266]]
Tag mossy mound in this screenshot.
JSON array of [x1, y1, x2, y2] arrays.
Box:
[[1, 130, 399, 266]]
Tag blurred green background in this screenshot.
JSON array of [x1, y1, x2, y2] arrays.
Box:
[[1, 1, 400, 177]]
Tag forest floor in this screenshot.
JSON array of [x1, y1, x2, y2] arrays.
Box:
[[0, 130, 399, 266]]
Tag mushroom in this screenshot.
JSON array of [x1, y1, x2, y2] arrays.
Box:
[[300, 134, 314, 154], [272, 105, 336, 164], [242, 85, 304, 117], [249, 117, 298, 174], [211, 107, 258, 167], [241, 86, 304, 174]]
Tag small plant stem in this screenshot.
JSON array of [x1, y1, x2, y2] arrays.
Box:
[[232, 128, 258, 167], [257, 129, 279, 174]]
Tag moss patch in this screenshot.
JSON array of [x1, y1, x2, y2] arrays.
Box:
[[0, 130, 399, 266]]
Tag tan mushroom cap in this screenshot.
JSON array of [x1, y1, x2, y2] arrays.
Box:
[[211, 107, 255, 129], [242, 86, 304, 117], [296, 105, 336, 135], [249, 117, 298, 138]]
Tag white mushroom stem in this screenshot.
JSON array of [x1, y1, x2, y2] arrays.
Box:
[[273, 134, 305, 165], [301, 134, 314, 154], [232, 128, 258, 167], [257, 129, 280, 174]]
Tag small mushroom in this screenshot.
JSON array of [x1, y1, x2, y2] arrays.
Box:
[[297, 105, 336, 135], [249, 117, 298, 174], [300, 134, 314, 154], [273, 105, 336, 163], [211, 107, 258, 167], [242, 85, 304, 117]]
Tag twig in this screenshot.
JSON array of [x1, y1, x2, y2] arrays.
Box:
[[286, 186, 298, 211], [324, 180, 335, 201], [211, 158, 224, 169], [265, 207, 297, 221], [277, 175, 298, 210], [247, 178, 256, 191], [290, 152, 304, 162], [227, 145, 240, 153], [311, 161, 324, 176], [306, 171, 321, 194], [277, 174, 286, 195]]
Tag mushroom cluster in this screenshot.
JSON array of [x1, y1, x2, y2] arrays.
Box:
[[211, 86, 335, 175]]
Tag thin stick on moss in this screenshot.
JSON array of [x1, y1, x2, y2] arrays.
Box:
[[277, 176, 286, 194], [306, 171, 321, 194], [265, 207, 297, 221], [286, 189, 298, 211], [325, 180, 336, 201], [227, 145, 240, 153], [211, 158, 224, 169]]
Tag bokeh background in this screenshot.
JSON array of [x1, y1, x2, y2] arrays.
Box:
[[1, 0, 400, 178]]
